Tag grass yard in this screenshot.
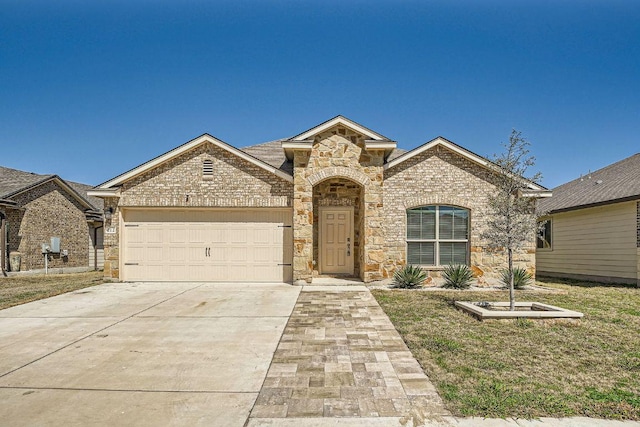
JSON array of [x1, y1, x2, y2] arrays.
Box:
[[0, 271, 104, 310], [372, 279, 640, 420]]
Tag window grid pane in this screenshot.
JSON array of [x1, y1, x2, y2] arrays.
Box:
[[407, 205, 470, 266], [408, 242, 435, 265], [439, 242, 467, 265]]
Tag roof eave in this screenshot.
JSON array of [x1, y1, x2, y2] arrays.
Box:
[[384, 136, 547, 191], [4, 176, 95, 210], [87, 188, 122, 198], [289, 115, 390, 141], [545, 194, 640, 215]]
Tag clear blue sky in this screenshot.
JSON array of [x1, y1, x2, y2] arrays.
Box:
[[1, 0, 638, 188]]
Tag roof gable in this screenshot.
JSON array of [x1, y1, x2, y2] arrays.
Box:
[[538, 153, 640, 213], [289, 115, 391, 142], [384, 136, 547, 191], [0, 166, 97, 210], [96, 134, 294, 189]]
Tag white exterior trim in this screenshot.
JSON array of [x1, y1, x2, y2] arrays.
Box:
[[291, 116, 388, 141], [281, 142, 313, 150], [519, 190, 553, 198], [384, 137, 546, 191], [87, 188, 121, 198], [98, 134, 293, 189], [364, 141, 397, 150]]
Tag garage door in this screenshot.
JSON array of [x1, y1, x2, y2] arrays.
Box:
[[121, 209, 292, 282]]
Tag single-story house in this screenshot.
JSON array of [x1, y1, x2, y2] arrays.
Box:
[[89, 115, 548, 283], [537, 153, 640, 286], [0, 166, 104, 274]]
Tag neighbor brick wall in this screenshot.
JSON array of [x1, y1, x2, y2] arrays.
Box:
[[6, 181, 90, 271], [102, 141, 294, 280], [383, 145, 536, 281]]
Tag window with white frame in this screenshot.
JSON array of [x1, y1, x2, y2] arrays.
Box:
[[406, 205, 469, 266], [537, 219, 552, 249]]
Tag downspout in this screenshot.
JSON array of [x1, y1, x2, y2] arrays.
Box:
[[0, 212, 6, 276], [94, 226, 98, 271]]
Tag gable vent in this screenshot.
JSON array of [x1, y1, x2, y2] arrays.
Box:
[[203, 159, 214, 179]]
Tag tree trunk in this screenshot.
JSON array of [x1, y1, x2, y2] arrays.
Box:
[[508, 247, 515, 311]]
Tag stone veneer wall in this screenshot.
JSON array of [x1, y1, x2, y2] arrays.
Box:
[[293, 126, 386, 282], [6, 181, 90, 271], [382, 145, 536, 281], [312, 178, 363, 277], [102, 142, 294, 280]]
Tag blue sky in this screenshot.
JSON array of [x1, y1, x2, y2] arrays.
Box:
[[1, 0, 638, 188]]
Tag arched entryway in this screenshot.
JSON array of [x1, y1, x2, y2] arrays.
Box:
[[312, 178, 364, 279]]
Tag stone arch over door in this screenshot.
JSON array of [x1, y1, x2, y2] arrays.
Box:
[[312, 177, 364, 278], [307, 167, 371, 188]]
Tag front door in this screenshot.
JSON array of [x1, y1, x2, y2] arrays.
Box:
[[319, 207, 354, 275]]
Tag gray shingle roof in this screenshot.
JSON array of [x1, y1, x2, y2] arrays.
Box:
[[0, 166, 102, 211], [0, 166, 52, 199], [538, 153, 640, 213], [240, 139, 293, 175], [240, 140, 408, 175], [67, 181, 104, 211]]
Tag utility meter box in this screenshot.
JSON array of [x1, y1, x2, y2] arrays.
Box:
[[50, 237, 61, 253], [41, 243, 50, 254]]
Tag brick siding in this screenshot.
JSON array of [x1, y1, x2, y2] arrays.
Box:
[[6, 181, 90, 271], [383, 145, 536, 280]]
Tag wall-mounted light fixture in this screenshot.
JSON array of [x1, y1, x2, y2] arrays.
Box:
[[104, 207, 114, 220]]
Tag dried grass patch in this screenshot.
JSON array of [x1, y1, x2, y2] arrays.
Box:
[[0, 271, 104, 310]]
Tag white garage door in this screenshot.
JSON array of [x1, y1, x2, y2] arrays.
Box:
[[122, 209, 292, 282]]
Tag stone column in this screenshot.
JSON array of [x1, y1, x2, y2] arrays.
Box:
[[102, 197, 120, 281], [362, 179, 385, 282], [293, 151, 313, 284]]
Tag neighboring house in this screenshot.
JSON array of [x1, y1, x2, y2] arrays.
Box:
[[537, 153, 640, 286], [0, 166, 104, 274], [89, 116, 548, 283]]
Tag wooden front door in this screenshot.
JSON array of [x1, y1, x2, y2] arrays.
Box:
[[319, 207, 354, 275]]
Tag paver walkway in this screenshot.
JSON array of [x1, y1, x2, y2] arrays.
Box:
[[249, 285, 449, 423]]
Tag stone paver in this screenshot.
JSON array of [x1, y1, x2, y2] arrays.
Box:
[[250, 286, 449, 421]]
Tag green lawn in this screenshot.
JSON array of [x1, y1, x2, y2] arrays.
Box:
[[372, 279, 640, 420], [0, 271, 104, 310]]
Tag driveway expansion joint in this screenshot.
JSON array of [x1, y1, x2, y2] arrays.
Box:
[[0, 283, 206, 380]]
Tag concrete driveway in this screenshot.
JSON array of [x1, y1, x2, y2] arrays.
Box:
[[0, 282, 300, 426]]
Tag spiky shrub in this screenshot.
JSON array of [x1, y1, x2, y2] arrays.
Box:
[[393, 265, 427, 289], [442, 264, 474, 289], [500, 267, 532, 290]]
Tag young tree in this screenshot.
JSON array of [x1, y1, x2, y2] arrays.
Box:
[[482, 130, 542, 311]]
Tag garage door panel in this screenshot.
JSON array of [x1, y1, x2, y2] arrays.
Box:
[[229, 228, 247, 244], [146, 228, 163, 244], [169, 246, 188, 261], [254, 247, 272, 263], [169, 227, 187, 243], [146, 246, 164, 262], [123, 209, 291, 282], [210, 229, 226, 244]]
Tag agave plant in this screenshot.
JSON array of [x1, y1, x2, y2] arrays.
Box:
[[393, 265, 427, 289], [442, 264, 474, 289], [500, 267, 532, 290]]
